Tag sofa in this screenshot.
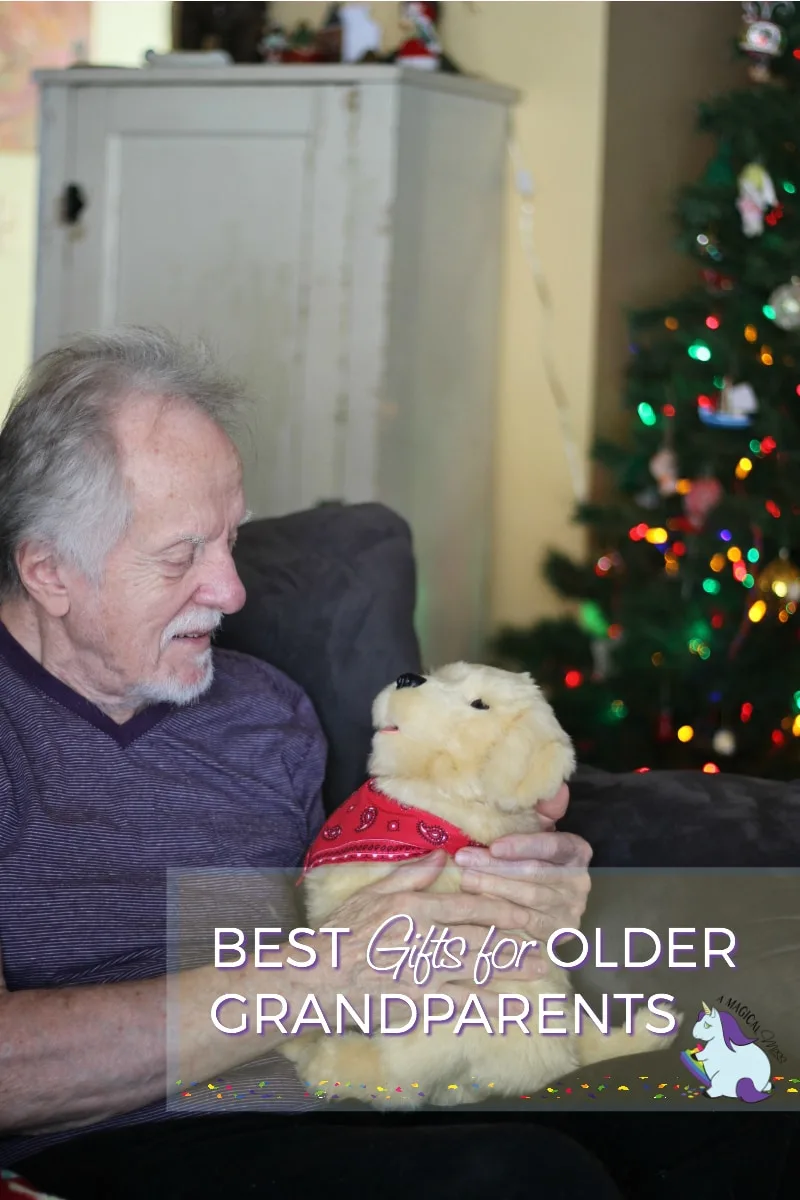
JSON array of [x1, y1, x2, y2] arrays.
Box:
[[217, 500, 799, 1196]]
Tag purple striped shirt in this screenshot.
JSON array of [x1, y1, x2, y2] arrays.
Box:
[[0, 621, 327, 1165]]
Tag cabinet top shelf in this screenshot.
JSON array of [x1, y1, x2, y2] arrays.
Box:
[[33, 63, 517, 106]]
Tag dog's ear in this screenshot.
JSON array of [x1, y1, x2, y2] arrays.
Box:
[[481, 711, 575, 810]]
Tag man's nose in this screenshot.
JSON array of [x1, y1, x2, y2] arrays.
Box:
[[196, 550, 247, 615], [396, 672, 427, 689]]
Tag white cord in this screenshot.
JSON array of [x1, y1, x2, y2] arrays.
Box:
[[508, 138, 588, 504]]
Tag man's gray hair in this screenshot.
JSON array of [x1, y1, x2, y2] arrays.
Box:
[[0, 326, 247, 600]]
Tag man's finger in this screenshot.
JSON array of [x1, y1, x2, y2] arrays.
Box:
[[535, 782, 570, 823], [371, 850, 448, 893], [484, 831, 593, 867]]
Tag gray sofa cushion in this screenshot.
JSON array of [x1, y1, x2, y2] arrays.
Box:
[[217, 502, 422, 814], [564, 765, 800, 867]]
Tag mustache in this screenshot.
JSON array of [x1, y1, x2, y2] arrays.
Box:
[[161, 609, 224, 649]]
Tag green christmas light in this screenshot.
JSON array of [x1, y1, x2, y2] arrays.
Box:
[[743, 573, 755, 588], [637, 402, 657, 426], [703, 578, 721, 594], [747, 547, 760, 563], [579, 601, 609, 639], [783, 180, 796, 194], [793, 690, 800, 712], [609, 699, 628, 720], [688, 341, 711, 362], [713, 375, 725, 389], [763, 304, 777, 320], [749, 439, 761, 454]]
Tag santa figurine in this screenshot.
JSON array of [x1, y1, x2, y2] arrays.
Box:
[[396, 1, 441, 70]]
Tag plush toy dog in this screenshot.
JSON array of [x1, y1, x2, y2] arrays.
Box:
[[283, 662, 679, 1107]]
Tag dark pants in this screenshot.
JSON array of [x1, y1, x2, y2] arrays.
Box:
[[15, 1111, 799, 1200]]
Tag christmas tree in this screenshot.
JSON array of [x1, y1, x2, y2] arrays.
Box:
[[494, 3, 800, 780]]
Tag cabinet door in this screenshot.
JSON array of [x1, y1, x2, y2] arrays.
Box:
[[36, 83, 356, 518]]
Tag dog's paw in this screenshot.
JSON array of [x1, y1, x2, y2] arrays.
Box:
[[633, 1004, 683, 1051]]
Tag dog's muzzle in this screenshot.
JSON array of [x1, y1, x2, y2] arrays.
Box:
[[395, 672, 427, 689]]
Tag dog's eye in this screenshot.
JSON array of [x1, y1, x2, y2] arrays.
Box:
[[470, 699, 490, 710]]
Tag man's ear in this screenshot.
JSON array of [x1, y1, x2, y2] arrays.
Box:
[[15, 541, 71, 617]]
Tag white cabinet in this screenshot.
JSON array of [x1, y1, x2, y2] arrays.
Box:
[[33, 65, 515, 665]]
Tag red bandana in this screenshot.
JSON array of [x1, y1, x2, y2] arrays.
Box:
[[302, 779, 486, 877]]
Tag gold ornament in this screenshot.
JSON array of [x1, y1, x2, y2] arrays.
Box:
[[756, 548, 800, 603]]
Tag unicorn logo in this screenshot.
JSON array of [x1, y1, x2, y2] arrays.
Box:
[[681, 1001, 772, 1102]]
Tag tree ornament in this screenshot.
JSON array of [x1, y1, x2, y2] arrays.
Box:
[[648, 447, 677, 497], [739, 2, 794, 81], [756, 548, 800, 602], [768, 276, 800, 329], [698, 378, 757, 428], [737, 162, 778, 236], [712, 728, 737, 756], [701, 267, 735, 294], [656, 709, 673, 742], [396, 2, 441, 69], [683, 477, 724, 529]]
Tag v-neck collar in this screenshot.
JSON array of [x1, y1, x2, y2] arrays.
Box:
[[0, 620, 174, 748]]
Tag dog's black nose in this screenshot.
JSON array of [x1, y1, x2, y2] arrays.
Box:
[[396, 672, 427, 689]]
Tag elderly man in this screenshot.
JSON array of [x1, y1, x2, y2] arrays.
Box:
[[0, 330, 613, 1198]]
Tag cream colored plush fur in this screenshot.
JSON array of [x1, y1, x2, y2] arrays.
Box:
[[282, 662, 679, 1108]]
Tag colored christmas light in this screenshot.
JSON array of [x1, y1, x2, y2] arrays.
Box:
[[651, 652, 664, 666], [677, 725, 694, 742], [673, 541, 686, 556], [766, 500, 781, 518], [711, 612, 724, 628], [610, 699, 627, 719], [706, 315, 720, 329], [736, 457, 753, 476], [719, 529, 732, 542], [637, 402, 657, 426], [741, 702, 753, 722], [710, 553, 726, 571], [760, 347, 774, 366], [783, 181, 797, 194], [747, 547, 760, 563], [727, 546, 742, 562], [608, 624, 623, 640], [629, 523, 649, 542], [761, 436, 777, 453], [744, 324, 758, 342], [703, 578, 721, 594], [664, 317, 679, 330], [676, 479, 692, 494], [749, 438, 761, 454], [564, 670, 583, 688], [743, 573, 755, 588], [793, 715, 800, 736], [702, 763, 721, 774], [772, 730, 785, 746], [645, 527, 668, 544], [688, 340, 711, 361], [763, 305, 777, 320], [635, 767, 650, 772], [663, 403, 676, 417], [749, 599, 767, 622]]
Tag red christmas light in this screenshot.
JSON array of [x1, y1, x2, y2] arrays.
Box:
[[635, 767, 651, 773], [772, 730, 785, 746], [697, 394, 714, 410], [705, 315, 720, 330], [740, 702, 753, 723], [765, 205, 784, 226], [711, 612, 724, 629], [766, 500, 781, 518], [564, 670, 583, 689], [702, 762, 720, 774], [673, 541, 686, 556], [663, 404, 676, 417], [761, 436, 777, 453], [608, 624, 623, 640], [629, 523, 649, 542], [794, 47, 800, 58]]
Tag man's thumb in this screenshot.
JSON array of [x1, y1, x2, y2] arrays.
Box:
[[373, 850, 447, 893]]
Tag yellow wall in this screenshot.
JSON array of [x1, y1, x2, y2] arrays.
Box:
[[0, 1, 171, 418]]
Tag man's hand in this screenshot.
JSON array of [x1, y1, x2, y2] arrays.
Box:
[[453, 783, 592, 941]]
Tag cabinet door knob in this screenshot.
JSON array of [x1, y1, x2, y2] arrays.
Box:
[[61, 183, 87, 225]]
